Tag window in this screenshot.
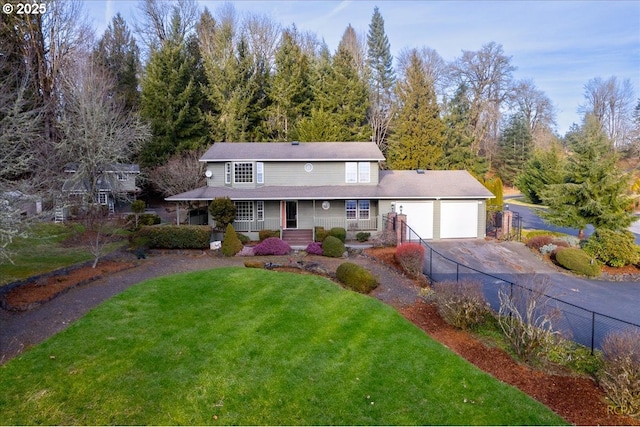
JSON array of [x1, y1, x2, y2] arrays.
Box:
[[234, 201, 253, 221], [345, 163, 357, 183], [345, 200, 357, 219], [346, 162, 370, 183], [358, 200, 370, 219], [97, 192, 108, 205], [346, 200, 370, 220], [225, 162, 231, 184], [358, 162, 370, 183], [256, 201, 264, 221], [234, 162, 253, 183], [116, 172, 127, 181], [256, 162, 264, 184]]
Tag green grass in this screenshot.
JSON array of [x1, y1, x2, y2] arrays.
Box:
[[0, 268, 567, 425], [1, 222, 127, 285]]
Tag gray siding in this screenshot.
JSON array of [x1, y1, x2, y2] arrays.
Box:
[[205, 161, 379, 188]]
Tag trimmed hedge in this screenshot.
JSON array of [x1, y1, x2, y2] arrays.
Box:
[[329, 227, 346, 243], [555, 248, 601, 277], [336, 262, 377, 293], [356, 232, 371, 242], [315, 226, 327, 242], [137, 225, 210, 249], [126, 213, 161, 231], [322, 236, 345, 258]]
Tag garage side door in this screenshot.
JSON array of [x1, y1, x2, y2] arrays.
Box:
[[397, 201, 433, 240], [440, 201, 479, 238]]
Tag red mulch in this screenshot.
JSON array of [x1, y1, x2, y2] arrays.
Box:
[[1, 261, 135, 311], [363, 247, 639, 426]]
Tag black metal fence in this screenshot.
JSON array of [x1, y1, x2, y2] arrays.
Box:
[[400, 219, 640, 352]]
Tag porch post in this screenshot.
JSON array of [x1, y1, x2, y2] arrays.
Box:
[[176, 202, 180, 225]]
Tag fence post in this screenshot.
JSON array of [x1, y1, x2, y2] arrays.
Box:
[[456, 263, 459, 282], [429, 248, 432, 278], [591, 312, 596, 355]]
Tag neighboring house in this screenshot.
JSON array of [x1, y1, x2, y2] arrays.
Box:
[[166, 141, 495, 244], [59, 163, 140, 220]]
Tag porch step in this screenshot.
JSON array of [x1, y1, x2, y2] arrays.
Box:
[[282, 229, 313, 247]]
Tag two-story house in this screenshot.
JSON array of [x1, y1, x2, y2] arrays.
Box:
[[60, 163, 140, 219], [166, 141, 494, 243]]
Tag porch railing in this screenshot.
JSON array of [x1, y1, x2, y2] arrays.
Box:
[[315, 217, 378, 231]]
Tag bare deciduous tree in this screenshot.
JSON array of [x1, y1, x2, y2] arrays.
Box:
[[241, 12, 281, 71], [134, 0, 199, 55], [449, 42, 516, 164], [147, 150, 206, 198], [579, 76, 635, 150], [510, 79, 557, 150], [56, 58, 150, 267]]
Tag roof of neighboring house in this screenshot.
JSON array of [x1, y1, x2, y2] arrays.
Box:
[[199, 142, 386, 162], [166, 170, 494, 201], [64, 163, 140, 173]]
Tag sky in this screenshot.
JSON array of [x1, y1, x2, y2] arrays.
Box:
[[85, 0, 640, 136]]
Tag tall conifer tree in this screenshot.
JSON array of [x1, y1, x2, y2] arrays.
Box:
[[389, 50, 445, 170], [367, 6, 395, 154]]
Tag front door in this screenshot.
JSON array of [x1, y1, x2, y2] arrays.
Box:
[[285, 201, 297, 229]]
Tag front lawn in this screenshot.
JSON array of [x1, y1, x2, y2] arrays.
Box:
[[0, 268, 566, 425], [1, 222, 127, 285]]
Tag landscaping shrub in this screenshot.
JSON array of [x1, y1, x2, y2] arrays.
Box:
[[336, 262, 377, 293], [432, 280, 490, 330], [137, 225, 210, 249], [543, 337, 603, 377], [314, 226, 327, 242], [222, 224, 243, 257], [253, 237, 291, 256], [539, 244, 558, 256], [322, 236, 345, 258], [209, 197, 236, 230], [395, 243, 425, 278], [236, 232, 250, 245], [356, 232, 371, 242], [498, 275, 558, 362], [126, 213, 161, 231], [259, 229, 279, 241], [583, 229, 640, 268], [328, 227, 346, 243], [598, 329, 640, 418], [525, 235, 553, 251], [305, 241, 323, 255], [555, 248, 601, 277]]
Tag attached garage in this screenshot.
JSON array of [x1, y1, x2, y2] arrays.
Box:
[[440, 201, 481, 239], [395, 201, 434, 240]]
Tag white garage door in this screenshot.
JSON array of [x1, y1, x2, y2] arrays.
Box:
[[440, 201, 479, 238], [396, 201, 433, 240]]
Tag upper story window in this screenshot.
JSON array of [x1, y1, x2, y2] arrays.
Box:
[[225, 162, 264, 184], [346, 162, 370, 183], [234, 162, 253, 183], [116, 172, 127, 181]]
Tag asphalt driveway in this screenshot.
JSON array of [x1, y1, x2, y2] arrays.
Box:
[[425, 239, 640, 349]]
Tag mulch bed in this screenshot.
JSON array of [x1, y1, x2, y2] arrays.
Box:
[[1, 261, 136, 311]]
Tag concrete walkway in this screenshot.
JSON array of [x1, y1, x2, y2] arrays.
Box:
[[425, 239, 640, 349]]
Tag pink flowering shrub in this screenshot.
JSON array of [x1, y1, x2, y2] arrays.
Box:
[[305, 242, 323, 255], [394, 243, 425, 277], [253, 237, 291, 256]]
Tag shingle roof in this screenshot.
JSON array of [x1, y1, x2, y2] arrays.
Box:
[[166, 170, 494, 201], [199, 142, 386, 162], [64, 163, 140, 173]]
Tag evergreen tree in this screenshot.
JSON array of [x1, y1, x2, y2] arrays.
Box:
[[388, 50, 445, 170], [440, 84, 487, 175], [299, 41, 369, 141], [540, 115, 636, 237], [267, 29, 312, 141], [140, 10, 206, 166], [515, 144, 566, 205], [495, 114, 532, 186], [367, 6, 396, 154], [93, 13, 141, 111]]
